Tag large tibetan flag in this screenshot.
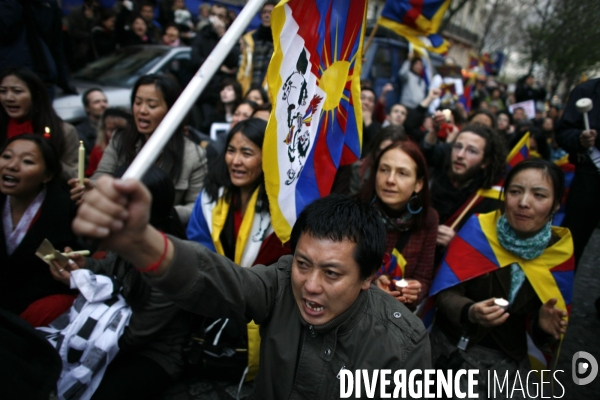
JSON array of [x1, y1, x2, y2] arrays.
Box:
[[378, 0, 451, 54], [431, 211, 574, 315], [265, 0, 366, 243]]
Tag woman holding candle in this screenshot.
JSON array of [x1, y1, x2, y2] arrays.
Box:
[[358, 140, 438, 309], [0, 67, 79, 181], [0, 135, 82, 326], [73, 74, 208, 224], [429, 159, 573, 397]]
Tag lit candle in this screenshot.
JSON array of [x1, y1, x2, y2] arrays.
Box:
[[494, 298, 509, 311], [395, 279, 409, 289], [78, 140, 85, 185]]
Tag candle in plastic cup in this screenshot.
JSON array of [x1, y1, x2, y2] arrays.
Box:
[[494, 298, 509, 311], [395, 279, 409, 289]]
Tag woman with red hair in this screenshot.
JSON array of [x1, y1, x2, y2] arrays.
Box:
[[359, 140, 438, 309]]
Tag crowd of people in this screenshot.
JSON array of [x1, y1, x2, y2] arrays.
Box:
[[0, 1, 598, 399]]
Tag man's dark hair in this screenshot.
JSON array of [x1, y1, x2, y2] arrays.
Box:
[[290, 195, 386, 280], [262, 0, 277, 11], [82, 87, 104, 108], [469, 108, 497, 130], [452, 124, 507, 189]]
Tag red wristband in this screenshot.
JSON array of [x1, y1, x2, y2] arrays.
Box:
[[135, 231, 168, 273]]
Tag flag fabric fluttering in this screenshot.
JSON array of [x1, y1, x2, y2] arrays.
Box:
[[378, 0, 451, 54], [264, 0, 367, 243]]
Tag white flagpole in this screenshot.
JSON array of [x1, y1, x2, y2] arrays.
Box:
[[123, 0, 266, 180]]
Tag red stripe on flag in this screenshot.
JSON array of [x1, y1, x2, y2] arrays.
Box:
[[289, 1, 323, 77], [446, 235, 499, 281], [550, 255, 575, 272], [403, 0, 424, 28], [339, 143, 358, 166], [313, 115, 338, 197]]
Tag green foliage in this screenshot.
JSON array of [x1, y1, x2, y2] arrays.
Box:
[[525, 0, 600, 90]]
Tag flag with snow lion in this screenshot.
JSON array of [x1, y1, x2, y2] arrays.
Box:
[[265, 0, 366, 243]]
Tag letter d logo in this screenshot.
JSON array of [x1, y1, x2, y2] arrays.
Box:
[[572, 351, 598, 385]]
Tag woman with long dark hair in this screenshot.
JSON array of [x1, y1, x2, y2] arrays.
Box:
[[51, 165, 190, 400], [0, 67, 79, 181], [359, 140, 438, 309], [80, 74, 207, 223], [0, 134, 81, 326], [186, 119, 290, 382]]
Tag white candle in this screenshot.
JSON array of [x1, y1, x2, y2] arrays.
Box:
[[494, 298, 509, 311], [78, 140, 85, 185], [395, 279, 409, 289]]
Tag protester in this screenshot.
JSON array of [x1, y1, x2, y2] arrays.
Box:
[[359, 140, 438, 308], [496, 110, 514, 146], [468, 108, 497, 130], [76, 88, 109, 154], [201, 77, 243, 135], [0, 0, 76, 99], [90, 7, 117, 60], [72, 74, 207, 223], [555, 78, 600, 267], [347, 125, 407, 196], [424, 124, 507, 247], [138, 1, 163, 43], [66, 0, 100, 70], [237, 1, 277, 94], [515, 74, 546, 105], [244, 85, 269, 106], [191, 3, 239, 121], [398, 54, 426, 109], [0, 135, 81, 327], [121, 14, 155, 47], [360, 87, 381, 150], [162, 24, 181, 47], [186, 119, 291, 381], [0, 67, 79, 180], [231, 100, 258, 128], [72, 184, 432, 398], [85, 108, 131, 177], [430, 159, 571, 398], [50, 166, 190, 400]]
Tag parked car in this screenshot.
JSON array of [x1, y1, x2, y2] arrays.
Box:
[[53, 45, 194, 124]]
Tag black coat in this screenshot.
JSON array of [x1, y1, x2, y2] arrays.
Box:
[[0, 182, 81, 315]]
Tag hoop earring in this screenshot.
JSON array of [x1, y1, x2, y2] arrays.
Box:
[[407, 194, 422, 215]]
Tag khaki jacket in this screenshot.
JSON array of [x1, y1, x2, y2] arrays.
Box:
[[146, 238, 432, 399]]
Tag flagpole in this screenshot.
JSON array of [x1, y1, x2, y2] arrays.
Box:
[[449, 194, 480, 230], [363, 23, 379, 55], [123, 0, 265, 181]]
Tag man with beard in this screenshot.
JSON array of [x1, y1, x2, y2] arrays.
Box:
[[424, 124, 507, 248]]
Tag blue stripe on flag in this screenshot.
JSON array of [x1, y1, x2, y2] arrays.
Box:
[[186, 193, 217, 252], [551, 270, 574, 306], [456, 216, 501, 269], [430, 259, 461, 295]]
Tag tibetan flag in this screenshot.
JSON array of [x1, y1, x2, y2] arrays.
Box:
[[378, 0, 451, 54], [553, 155, 575, 226], [430, 211, 574, 317], [265, 0, 366, 243], [506, 131, 530, 174]]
